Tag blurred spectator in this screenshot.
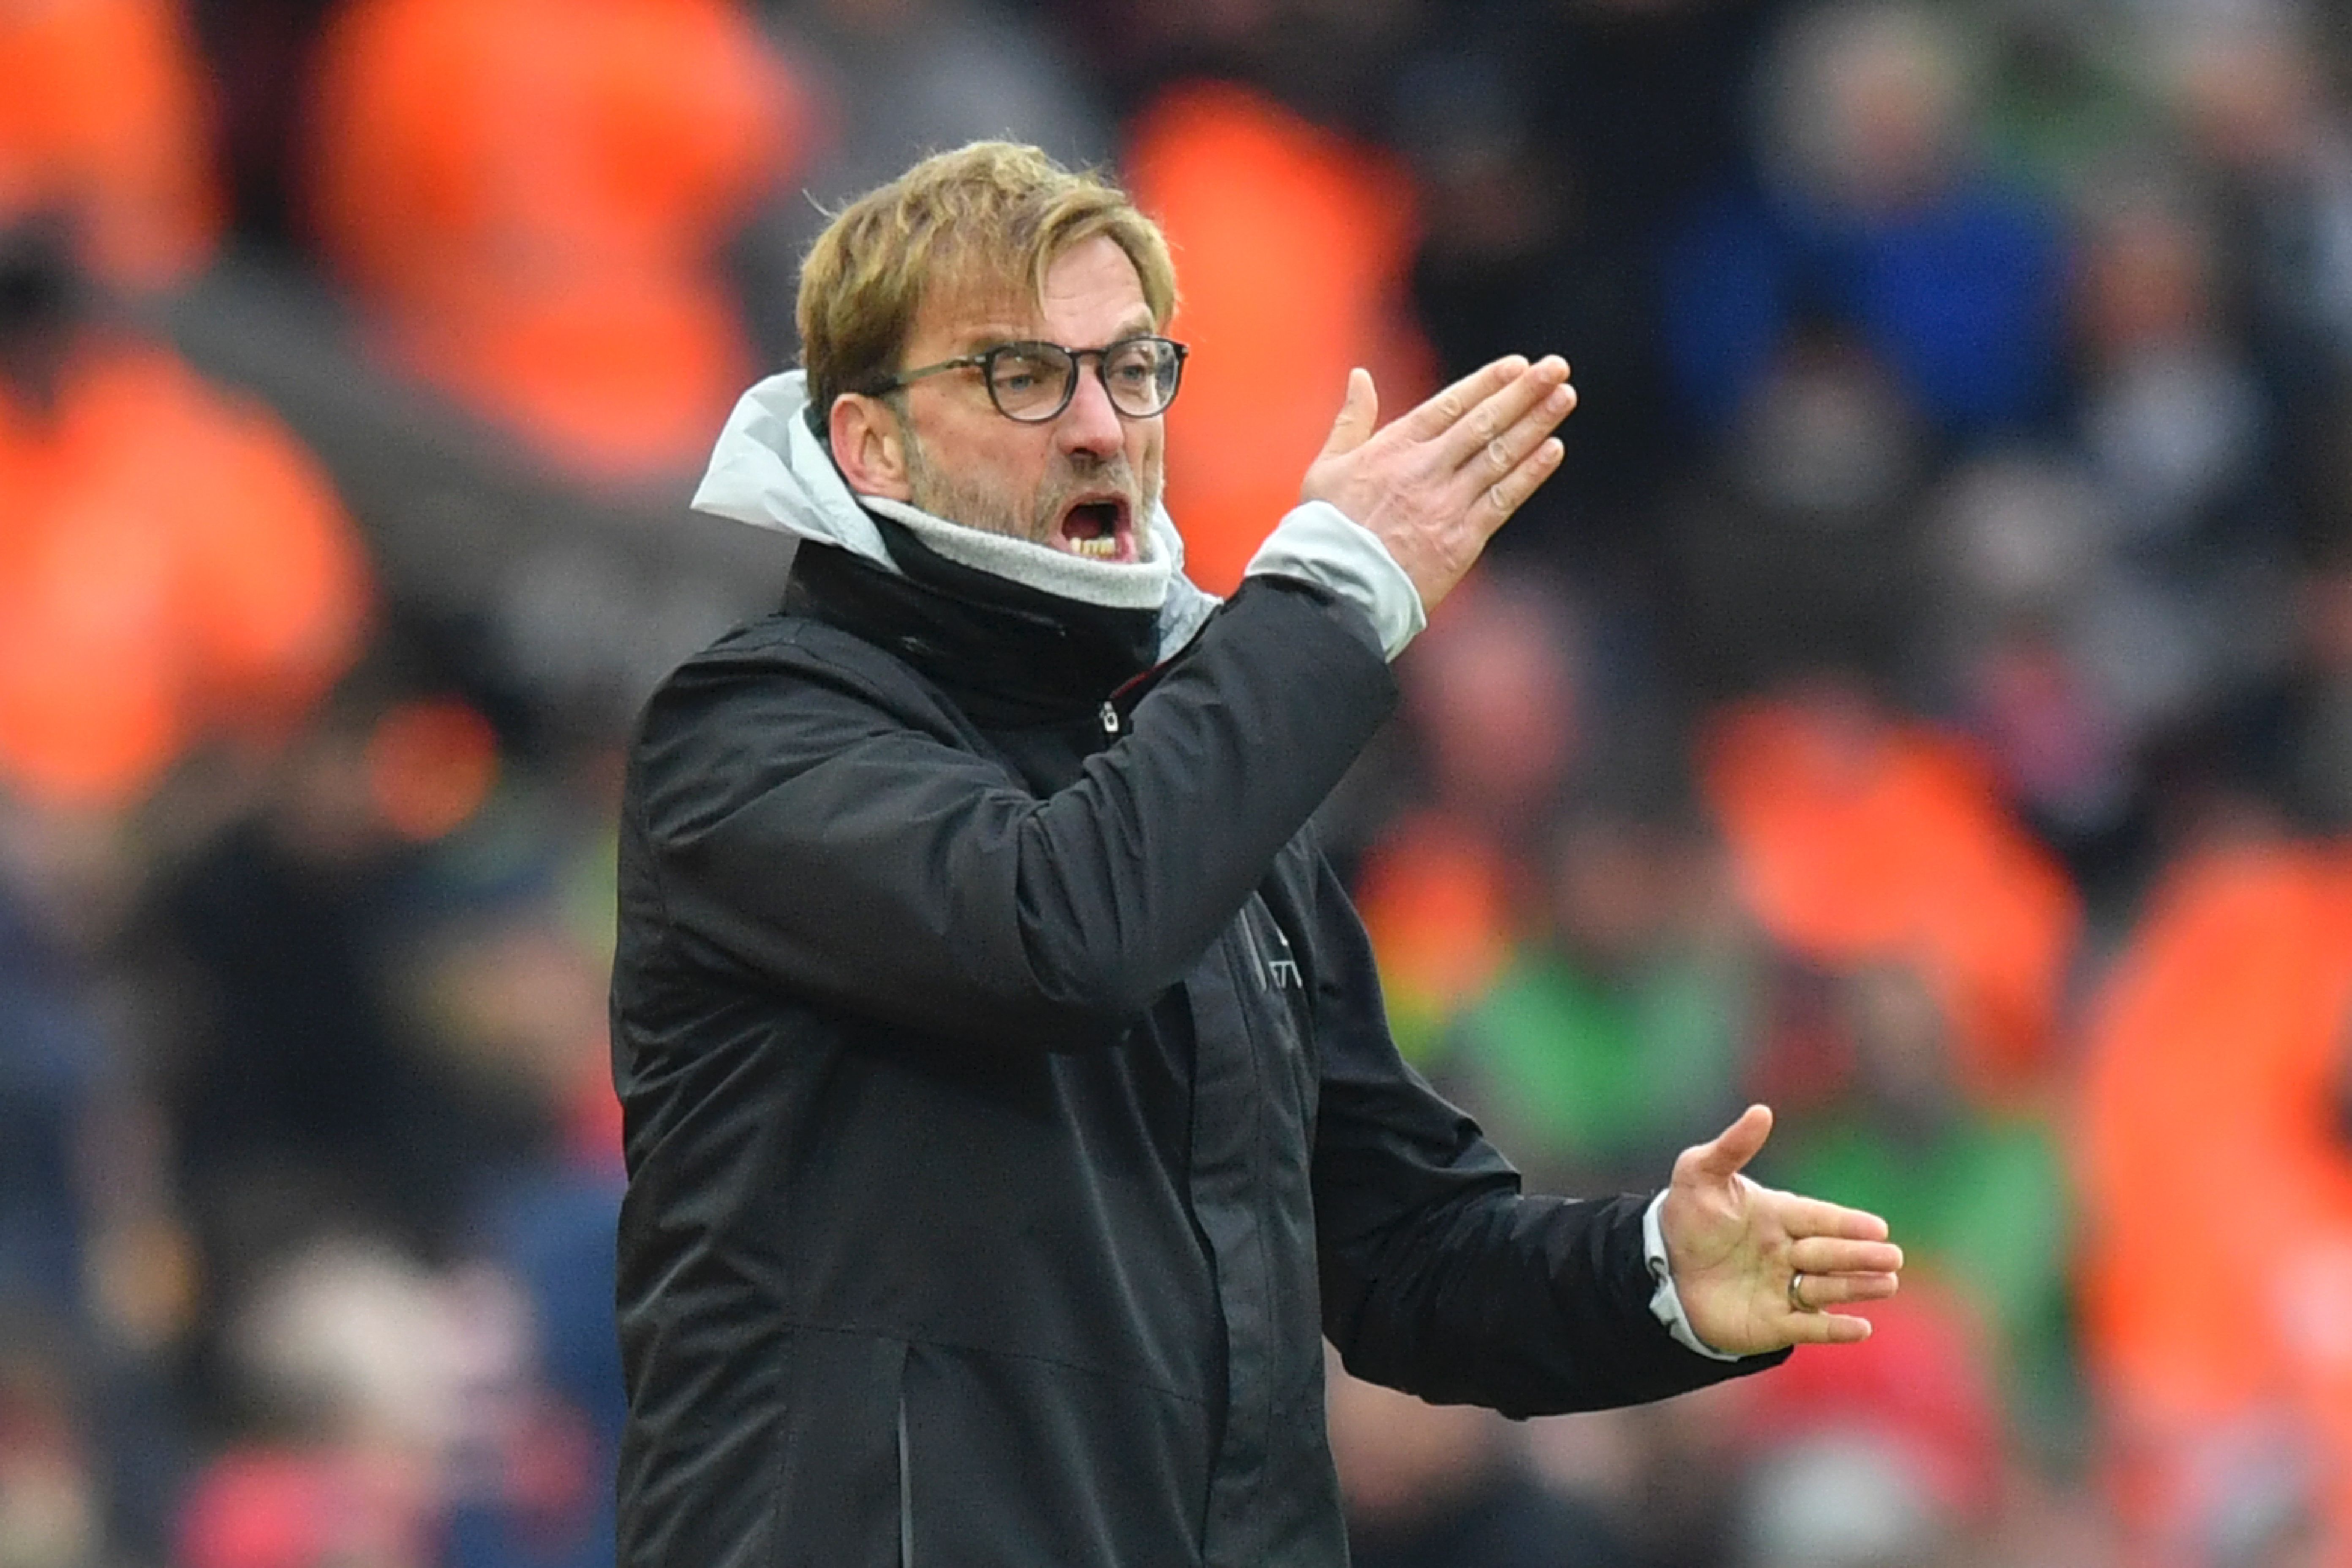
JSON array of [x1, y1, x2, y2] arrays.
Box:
[[1662, 0, 2067, 439], [1529, 0, 1777, 238], [177, 1238, 453, 1568], [1697, 678, 2083, 1104], [0, 727, 199, 1564], [0, 210, 372, 815], [401, 877, 618, 1188], [1124, 77, 1436, 594], [304, 0, 814, 486], [2066, 184, 2295, 757], [443, 1167, 622, 1568], [187, 0, 341, 261], [0, 1315, 106, 1568], [1726, 1288, 2013, 1568], [2220, 547, 2352, 838], [2071, 185, 2278, 559], [769, 0, 1109, 212], [1760, 957, 2077, 1451], [421, 808, 623, 1568], [2151, 5, 2352, 439], [1068, 0, 1424, 144], [1328, 1357, 1642, 1568], [1350, 572, 1585, 1059], [1399, 0, 1777, 569], [1658, 323, 1931, 696], [152, 680, 516, 1280], [2075, 831, 2352, 1563], [0, 0, 223, 291], [1978, 0, 2161, 206], [170, 802, 627, 1568], [1925, 452, 2138, 892], [1911, 162, 2307, 918], [1437, 798, 1754, 1194], [0, 885, 109, 1323]]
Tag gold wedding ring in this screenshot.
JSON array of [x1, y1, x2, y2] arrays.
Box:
[[1788, 1271, 1819, 1313]]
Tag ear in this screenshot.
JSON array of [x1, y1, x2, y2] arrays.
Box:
[[828, 392, 914, 501]]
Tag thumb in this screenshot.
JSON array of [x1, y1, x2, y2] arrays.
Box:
[[1319, 368, 1378, 457], [1683, 1103, 1773, 1184]]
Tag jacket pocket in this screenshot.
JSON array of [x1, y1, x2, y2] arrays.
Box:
[[900, 1341, 1210, 1568], [770, 1328, 908, 1568]]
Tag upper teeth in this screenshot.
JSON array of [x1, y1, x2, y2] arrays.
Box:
[[1073, 536, 1119, 559]]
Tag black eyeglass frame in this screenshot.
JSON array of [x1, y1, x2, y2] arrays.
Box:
[[860, 335, 1190, 423]]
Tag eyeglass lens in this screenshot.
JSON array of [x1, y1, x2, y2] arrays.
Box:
[[986, 339, 1181, 421]]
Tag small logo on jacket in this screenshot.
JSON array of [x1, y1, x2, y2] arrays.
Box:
[[1241, 915, 1302, 991]]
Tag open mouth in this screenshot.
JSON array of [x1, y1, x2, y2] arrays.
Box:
[[1055, 497, 1134, 562]]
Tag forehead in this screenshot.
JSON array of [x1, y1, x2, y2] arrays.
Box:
[[907, 236, 1152, 353]]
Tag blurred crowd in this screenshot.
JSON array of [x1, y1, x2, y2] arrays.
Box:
[[4, 0, 2352, 1564]]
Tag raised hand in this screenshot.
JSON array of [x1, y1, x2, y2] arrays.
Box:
[[1658, 1105, 1904, 1356], [1299, 356, 1575, 611]]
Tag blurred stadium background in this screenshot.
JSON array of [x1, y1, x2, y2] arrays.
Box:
[[5, 0, 2352, 1563]]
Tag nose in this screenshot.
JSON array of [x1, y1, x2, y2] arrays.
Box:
[[1054, 359, 1125, 461]]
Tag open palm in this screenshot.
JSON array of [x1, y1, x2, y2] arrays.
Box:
[[1660, 1105, 1904, 1356]]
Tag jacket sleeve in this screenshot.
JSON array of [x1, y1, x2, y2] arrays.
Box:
[[1307, 855, 1786, 1415], [626, 577, 1399, 1050]]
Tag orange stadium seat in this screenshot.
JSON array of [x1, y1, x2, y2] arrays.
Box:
[[1123, 79, 1435, 596], [2075, 841, 2352, 1557], [1699, 689, 2082, 1103], [0, 338, 371, 808], [1350, 810, 1525, 1063], [305, 0, 811, 482], [0, 0, 222, 288]]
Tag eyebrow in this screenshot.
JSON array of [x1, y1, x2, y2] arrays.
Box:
[[951, 323, 1027, 353], [953, 316, 1161, 353]]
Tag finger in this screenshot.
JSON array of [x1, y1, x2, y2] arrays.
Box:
[[1771, 1193, 1892, 1244], [1788, 1270, 1901, 1314], [1678, 1103, 1774, 1185], [1788, 1237, 1905, 1277], [1440, 356, 1572, 474], [1319, 368, 1379, 458], [1783, 1309, 1876, 1346], [1448, 380, 1578, 509], [1467, 436, 1565, 532], [1394, 355, 1530, 443]]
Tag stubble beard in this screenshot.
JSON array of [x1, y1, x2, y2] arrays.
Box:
[[902, 423, 1165, 558]]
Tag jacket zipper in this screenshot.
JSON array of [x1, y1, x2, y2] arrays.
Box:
[[1100, 700, 1121, 738], [898, 1394, 913, 1568], [1236, 909, 1269, 991]]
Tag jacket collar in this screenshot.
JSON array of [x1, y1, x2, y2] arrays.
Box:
[[785, 518, 1162, 724]]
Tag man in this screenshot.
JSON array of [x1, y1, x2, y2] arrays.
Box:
[[611, 142, 1902, 1568]]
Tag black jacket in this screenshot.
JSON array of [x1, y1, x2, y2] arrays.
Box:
[[610, 542, 1777, 1568]]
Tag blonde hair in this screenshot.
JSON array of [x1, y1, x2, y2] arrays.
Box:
[[796, 142, 1178, 419]]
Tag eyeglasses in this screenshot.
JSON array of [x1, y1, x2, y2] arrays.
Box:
[[863, 335, 1189, 423]]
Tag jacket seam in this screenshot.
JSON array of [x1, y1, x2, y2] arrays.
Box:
[[782, 1318, 1212, 1408], [628, 772, 683, 977], [755, 1322, 798, 1568], [1219, 913, 1285, 1504]]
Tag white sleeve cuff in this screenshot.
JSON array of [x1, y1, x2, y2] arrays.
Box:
[[1643, 1191, 1740, 1361], [1242, 500, 1427, 660]]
